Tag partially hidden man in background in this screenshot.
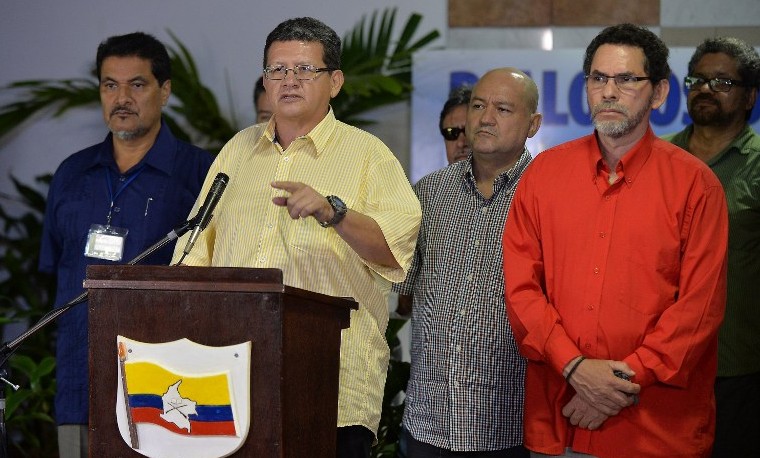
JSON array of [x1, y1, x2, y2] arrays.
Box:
[[395, 68, 541, 458], [663, 36, 760, 458], [39, 32, 213, 458], [253, 74, 274, 124], [171, 17, 421, 458], [503, 24, 728, 458], [440, 84, 474, 165]]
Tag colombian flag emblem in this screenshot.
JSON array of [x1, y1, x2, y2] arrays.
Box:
[[115, 336, 251, 458], [124, 361, 237, 436]]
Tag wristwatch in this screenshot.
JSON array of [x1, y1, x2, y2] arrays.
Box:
[[320, 195, 348, 228]]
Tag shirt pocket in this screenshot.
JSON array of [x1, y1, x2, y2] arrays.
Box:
[[286, 218, 340, 259], [622, 255, 680, 316]]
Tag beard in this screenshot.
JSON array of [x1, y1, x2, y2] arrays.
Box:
[[108, 105, 150, 141], [688, 94, 733, 126], [591, 98, 651, 139], [111, 126, 149, 141]]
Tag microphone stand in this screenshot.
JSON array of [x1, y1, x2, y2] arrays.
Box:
[[0, 217, 196, 457]]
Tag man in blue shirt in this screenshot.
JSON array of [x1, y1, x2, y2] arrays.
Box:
[[38, 32, 212, 458]]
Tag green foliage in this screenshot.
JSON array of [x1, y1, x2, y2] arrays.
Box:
[[0, 79, 99, 140], [3, 355, 57, 457], [0, 175, 57, 456], [373, 316, 411, 458], [163, 30, 239, 153], [335, 8, 440, 126]]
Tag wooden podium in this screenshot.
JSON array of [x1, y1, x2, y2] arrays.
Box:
[[85, 265, 357, 457]]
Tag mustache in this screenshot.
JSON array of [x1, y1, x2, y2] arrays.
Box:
[[475, 127, 496, 136], [591, 101, 629, 117], [110, 105, 137, 116], [690, 93, 719, 105]]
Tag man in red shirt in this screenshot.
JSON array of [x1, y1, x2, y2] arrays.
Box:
[[503, 23, 728, 458]]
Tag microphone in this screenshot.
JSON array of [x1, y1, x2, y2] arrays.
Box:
[[182, 172, 229, 256]]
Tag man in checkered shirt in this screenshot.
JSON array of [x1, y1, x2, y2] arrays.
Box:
[[394, 67, 542, 457]]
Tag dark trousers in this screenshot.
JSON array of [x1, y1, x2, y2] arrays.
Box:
[[337, 425, 375, 458], [711, 371, 760, 457], [401, 427, 529, 458]]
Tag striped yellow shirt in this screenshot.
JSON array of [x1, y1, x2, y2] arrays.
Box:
[[172, 109, 421, 435]]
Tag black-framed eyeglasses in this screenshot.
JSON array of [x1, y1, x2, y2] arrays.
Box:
[[441, 126, 465, 141], [263, 64, 332, 81], [684, 76, 747, 93], [585, 72, 653, 92]]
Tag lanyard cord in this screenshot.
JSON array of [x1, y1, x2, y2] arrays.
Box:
[[105, 165, 146, 226]]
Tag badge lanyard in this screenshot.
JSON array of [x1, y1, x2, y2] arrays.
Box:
[[105, 165, 146, 226], [84, 165, 146, 262]]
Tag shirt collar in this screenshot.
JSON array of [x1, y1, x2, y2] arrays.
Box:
[[464, 147, 533, 195], [669, 123, 758, 165], [589, 126, 655, 188], [263, 107, 337, 155], [730, 125, 760, 155], [89, 119, 177, 176], [705, 124, 757, 161]]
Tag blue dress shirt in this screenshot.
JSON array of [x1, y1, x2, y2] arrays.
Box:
[[39, 121, 213, 424]]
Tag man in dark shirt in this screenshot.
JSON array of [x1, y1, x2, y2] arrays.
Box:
[[663, 36, 760, 458], [38, 32, 212, 458]]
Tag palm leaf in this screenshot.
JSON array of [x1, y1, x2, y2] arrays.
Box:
[[333, 7, 441, 125], [165, 30, 238, 153], [0, 78, 99, 139]]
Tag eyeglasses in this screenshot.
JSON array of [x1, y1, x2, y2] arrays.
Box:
[[263, 64, 332, 81], [585, 72, 653, 92], [684, 76, 747, 93], [441, 126, 465, 141]]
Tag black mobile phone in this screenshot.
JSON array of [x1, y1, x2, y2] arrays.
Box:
[[613, 370, 630, 381], [613, 370, 638, 405]]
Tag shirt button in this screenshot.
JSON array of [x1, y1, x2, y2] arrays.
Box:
[[474, 240, 480, 247], [113, 207, 120, 213], [599, 232, 606, 238], [587, 304, 594, 310], [604, 195, 611, 201], [267, 223, 273, 229], [454, 381, 460, 388], [481, 207, 488, 214], [585, 343, 592, 349], [466, 274, 474, 281], [456, 345, 462, 352], [119, 176, 126, 182], [593, 267, 600, 274], [460, 309, 466, 316], [259, 257, 267, 263]]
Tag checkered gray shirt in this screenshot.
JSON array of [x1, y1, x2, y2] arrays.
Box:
[[394, 149, 531, 451]]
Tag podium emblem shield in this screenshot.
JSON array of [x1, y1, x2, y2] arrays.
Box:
[[115, 336, 251, 458]]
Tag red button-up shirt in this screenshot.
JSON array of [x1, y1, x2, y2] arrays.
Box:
[[503, 128, 728, 458]]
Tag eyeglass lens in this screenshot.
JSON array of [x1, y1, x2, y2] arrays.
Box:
[[685, 77, 737, 93]]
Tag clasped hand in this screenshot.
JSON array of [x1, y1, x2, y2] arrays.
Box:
[[562, 358, 640, 429]]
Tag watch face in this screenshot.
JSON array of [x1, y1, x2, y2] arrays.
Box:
[[321, 195, 347, 227], [329, 196, 346, 212]]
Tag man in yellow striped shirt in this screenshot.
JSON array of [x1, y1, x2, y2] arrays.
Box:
[[172, 17, 421, 458]]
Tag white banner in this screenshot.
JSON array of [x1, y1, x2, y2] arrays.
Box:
[[411, 48, 760, 183]]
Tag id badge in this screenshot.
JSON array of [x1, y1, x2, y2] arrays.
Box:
[[84, 224, 128, 261]]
